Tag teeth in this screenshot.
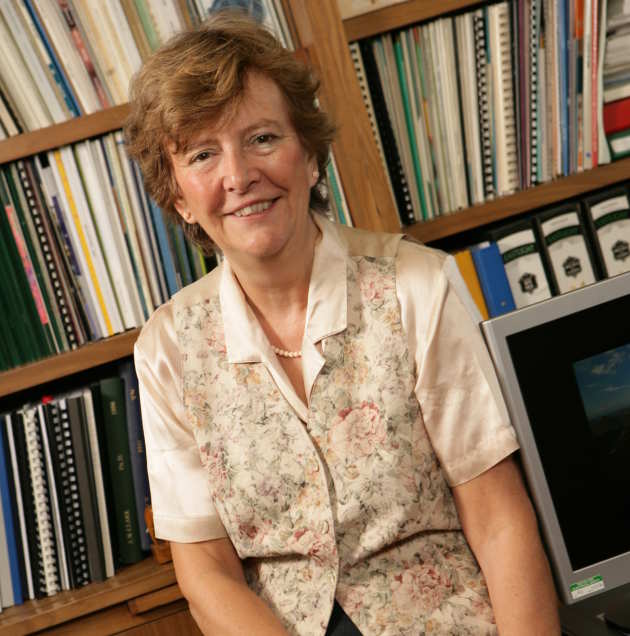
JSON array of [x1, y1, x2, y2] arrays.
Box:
[[234, 201, 272, 217]]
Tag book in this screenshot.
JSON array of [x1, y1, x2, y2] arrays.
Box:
[[488, 219, 553, 308], [0, 415, 23, 605], [582, 187, 630, 277], [118, 361, 151, 552], [0, 415, 29, 600], [0, 448, 16, 607], [471, 242, 517, 317], [473, 9, 495, 200], [81, 389, 115, 578], [357, 39, 415, 225], [487, 2, 519, 196], [22, 406, 60, 596], [454, 249, 489, 320], [535, 205, 598, 295], [41, 399, 90, 589], [3, 413, 35, 600], [65, 394, 105, 583], [37, 402, 71, 591], [603, 96, 630, 134], [98, 377, 145, 565]]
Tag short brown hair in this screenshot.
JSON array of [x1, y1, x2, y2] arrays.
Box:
[[124, 10, 336, 253]]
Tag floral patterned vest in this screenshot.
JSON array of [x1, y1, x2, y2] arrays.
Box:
[[175, 246, 496, 635]]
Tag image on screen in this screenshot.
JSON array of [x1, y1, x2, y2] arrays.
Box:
[[573, 343, 630, 533], [574, 343, 630, 443]]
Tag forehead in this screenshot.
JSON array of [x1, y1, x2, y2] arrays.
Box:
[[172, 72, 293, 153]]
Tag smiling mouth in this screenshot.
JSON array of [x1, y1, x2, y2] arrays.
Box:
[[233, 200, 275, 217]]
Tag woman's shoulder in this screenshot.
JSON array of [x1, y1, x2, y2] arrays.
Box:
[[135, 265, 223, 355]]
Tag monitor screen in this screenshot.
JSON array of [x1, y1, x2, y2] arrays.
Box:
[[481, 273, 630, 605]]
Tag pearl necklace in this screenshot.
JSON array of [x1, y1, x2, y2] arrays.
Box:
[[272, 345, 302, 358]]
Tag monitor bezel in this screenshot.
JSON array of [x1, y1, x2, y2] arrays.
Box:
[[481, 272, 630, 606]]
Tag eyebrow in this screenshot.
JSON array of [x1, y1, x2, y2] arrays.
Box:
[[182, 118, 283, 154]]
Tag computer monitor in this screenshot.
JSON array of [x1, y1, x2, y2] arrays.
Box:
[[481, 272, 630, 619]]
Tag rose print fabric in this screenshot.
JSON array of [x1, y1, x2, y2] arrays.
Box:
[[174, 243, 497, 634]]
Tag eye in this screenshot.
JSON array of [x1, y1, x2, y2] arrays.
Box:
[[191, 150, 211, 163], [252, 133, 277, 145]]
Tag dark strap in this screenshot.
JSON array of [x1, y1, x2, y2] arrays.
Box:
[[325, 600, 363, 635]]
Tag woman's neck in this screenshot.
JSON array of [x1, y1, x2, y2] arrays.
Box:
[[229, 215, 319, 313], [228, 216, 320, 345]]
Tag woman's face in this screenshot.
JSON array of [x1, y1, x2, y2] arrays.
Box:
[[169, 72, 318, 265]]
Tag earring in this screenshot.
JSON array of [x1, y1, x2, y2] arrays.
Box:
[[312, 169, 319, 180]]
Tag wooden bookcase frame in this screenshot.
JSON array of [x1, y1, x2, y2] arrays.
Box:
[[0, 1, 629, 632]]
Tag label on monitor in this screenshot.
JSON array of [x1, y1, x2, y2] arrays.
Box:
[[570, 575, 605, 599]]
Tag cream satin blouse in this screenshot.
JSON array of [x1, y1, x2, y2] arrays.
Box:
[[135, 215, 518, 542]]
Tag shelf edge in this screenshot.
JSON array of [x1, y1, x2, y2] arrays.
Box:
[[0, 329, 140, 398], [0, 104, 131, 165], [343, 0, 485, 41], [406, 157, 630, 244]]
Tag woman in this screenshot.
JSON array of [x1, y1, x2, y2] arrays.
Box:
[[126, 11, 561, 636]]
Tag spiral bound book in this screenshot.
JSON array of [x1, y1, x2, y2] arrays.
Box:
[[529, 0, 541, 185], [487, 2, 520, 197], [53, 398, 91, 588], [22, 406, 59, 596], [473, 9, 495, 200]]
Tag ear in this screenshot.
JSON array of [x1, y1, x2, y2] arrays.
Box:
[[308, 156, 319, 188], [174, 198, 194, 224]]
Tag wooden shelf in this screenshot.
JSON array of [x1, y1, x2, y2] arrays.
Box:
[[0, 558, 177, 636], [343, 0, 485, 41], [407, 156, 630, 244], [0, 104, 130, 165], [0, 329, 140, 398]]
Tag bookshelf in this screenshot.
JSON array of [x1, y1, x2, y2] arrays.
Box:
[[0, 1, 628, 633]]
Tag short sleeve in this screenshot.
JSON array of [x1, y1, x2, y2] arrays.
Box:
[[397, 241, 519, 486], [135, 303, 227, 542]]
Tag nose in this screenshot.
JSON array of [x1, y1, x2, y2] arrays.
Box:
[[222, 147, 259, 193]]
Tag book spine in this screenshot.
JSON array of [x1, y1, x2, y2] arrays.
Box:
[[119, 361, 151, 552], [55, 399, 90, 587], [471, 243, 516, 317], [99, 378, 144, 565], [473, 10, 494, 199], [23, 407, 59, 596], [0, 419, 23, 604]]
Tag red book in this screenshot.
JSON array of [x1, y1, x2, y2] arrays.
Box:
[[603, 97, 630, 135]]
